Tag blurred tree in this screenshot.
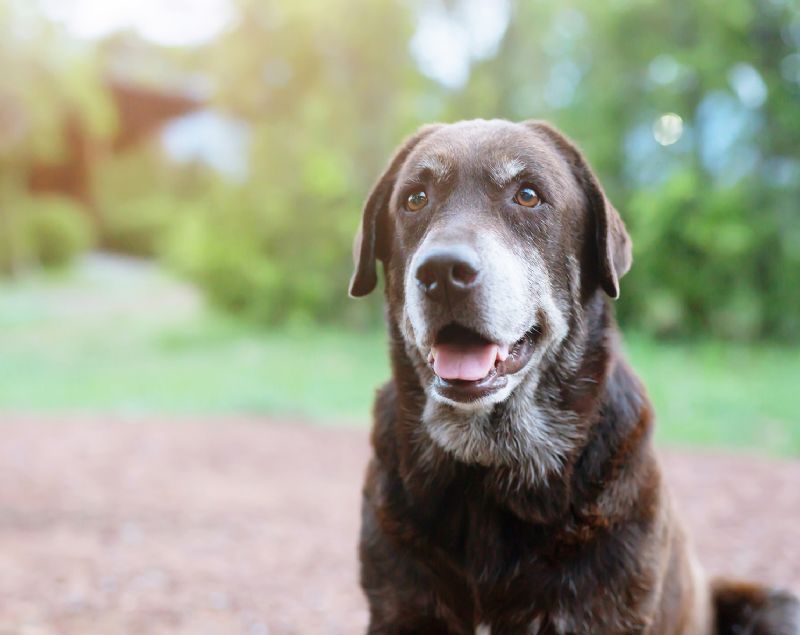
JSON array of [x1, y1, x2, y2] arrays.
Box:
[[1, 0, 798, 339], [0, 0, 111, 271], [166, 0, 425, 325]]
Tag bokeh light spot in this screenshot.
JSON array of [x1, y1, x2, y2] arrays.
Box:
[[648, 54, 681, 85], [653, 113, 684, 146], [728, 63, 767, 109]]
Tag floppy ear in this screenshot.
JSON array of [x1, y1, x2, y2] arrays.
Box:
[[349, 125, 442, 298], [524, 121, 632, 299]]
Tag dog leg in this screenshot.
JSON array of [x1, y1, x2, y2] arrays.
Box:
[[360, 498, 472, 635], [366, 617, 460, 635], [712, 579, 800, 635]]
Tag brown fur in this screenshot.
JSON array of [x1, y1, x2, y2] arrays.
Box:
[[350, 119, 799, 634]]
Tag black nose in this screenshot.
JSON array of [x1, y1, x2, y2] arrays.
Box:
[[415, 245, 481, 303]]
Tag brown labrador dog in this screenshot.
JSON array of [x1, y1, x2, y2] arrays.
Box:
[[349, 119, 799, 635]]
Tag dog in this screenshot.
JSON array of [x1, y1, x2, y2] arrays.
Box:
[[349, 119, 799, 634]]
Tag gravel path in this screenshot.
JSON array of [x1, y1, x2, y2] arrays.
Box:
[[0, 416, 797, 635]]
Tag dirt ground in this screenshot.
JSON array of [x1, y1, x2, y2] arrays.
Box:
[[0, 416, 797, 635]]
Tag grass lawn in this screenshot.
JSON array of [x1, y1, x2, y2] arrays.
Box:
[[0, 255, 798, 455]]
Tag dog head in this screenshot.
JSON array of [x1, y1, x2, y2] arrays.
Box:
[[350, 119, 631, 412]]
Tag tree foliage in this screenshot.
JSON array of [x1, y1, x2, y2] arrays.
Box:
[[1, 0, 798, 338]]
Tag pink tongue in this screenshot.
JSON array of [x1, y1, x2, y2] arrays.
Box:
[[432, 342, 499, 381]]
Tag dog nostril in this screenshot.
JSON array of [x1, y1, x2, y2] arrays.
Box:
[[416, 264, 437, 291], [451, 262, 478, 287]]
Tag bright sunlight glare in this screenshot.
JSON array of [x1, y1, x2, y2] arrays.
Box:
[[37, 0, 235, 47], [410, 0, 511, 89]]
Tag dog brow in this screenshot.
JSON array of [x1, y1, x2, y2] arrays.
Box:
[[415, 155, 453, 182], [489, 157, 526, 187]]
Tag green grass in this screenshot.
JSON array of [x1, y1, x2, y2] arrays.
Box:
[[0, 320, 389, 422], [0, 271, 388, 422], [622, 335, 799, 454], [0, 258, 798, 454]]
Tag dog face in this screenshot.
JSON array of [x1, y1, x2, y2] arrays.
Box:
[[350, 120, 631, 413]]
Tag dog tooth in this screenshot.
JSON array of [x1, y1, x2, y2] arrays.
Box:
[[496, 344, 510, 362]]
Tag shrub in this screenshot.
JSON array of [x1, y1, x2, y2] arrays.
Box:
[[164, 208, 283, 322], [24, 196, 95, 269], [99, 194, 175, 257], [617, 171, 800, 340], [0, 195, 93, 274], [92, 149, 177, 257], [0, 205, 31, 275]]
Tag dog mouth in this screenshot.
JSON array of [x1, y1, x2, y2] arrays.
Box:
[[426, 323, 540, 403]]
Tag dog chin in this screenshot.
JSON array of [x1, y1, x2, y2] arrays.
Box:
[[427, 368, 528, 411], [430, 385, 513, 410]]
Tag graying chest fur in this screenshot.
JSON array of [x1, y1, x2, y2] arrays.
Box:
[[421, 378, 582, 486]]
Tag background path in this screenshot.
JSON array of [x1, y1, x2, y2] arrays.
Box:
[[0, 416, 797, 635]]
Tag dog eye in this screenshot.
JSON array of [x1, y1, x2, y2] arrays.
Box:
[[405, 191, 428, 212], [514, 186, 541, 208]]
